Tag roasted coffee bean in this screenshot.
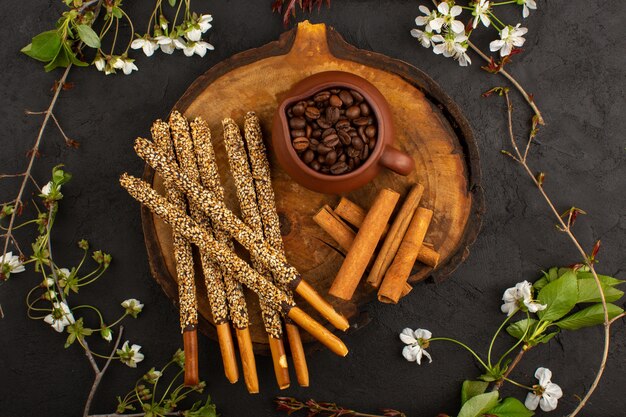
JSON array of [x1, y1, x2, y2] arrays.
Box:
[[339, 90, 354, 106], [353, 117, 370, 126], [325, 150, 337, 165], [351, 136, 364, 150], [309, 160, 321, 171], [330, 161, 349, 175], [317, 117, 332, 129], [286, 86, 378, 175], [292, 137, 309, 152], [346, 105, 361, 120], [289, 117, 306, 129], [317, 144, 332, 155], [322, 128, 336, 138], [305, 107, 320, 119], [302, 149, 315, 164], [350, 89, 364, 102], [314, 91, 331, 102], [322, 134, 340, 148], [360, 102, 371, 116], [329, 94, 343, 107], [326, 106, 340, 124], [338, 130, 352, 145]]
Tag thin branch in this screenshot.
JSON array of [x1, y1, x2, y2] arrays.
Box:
[[89, 413, 184, 417], [83, 326, 124, 417], [493, 347, 527, 391], [49, 112, 75, 145]]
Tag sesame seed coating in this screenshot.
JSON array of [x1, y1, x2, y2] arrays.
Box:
[[189, 116, 249, 329], [150, 120, 198, 330], [223, 117, 283, 339], [120, 174, 296, 313]]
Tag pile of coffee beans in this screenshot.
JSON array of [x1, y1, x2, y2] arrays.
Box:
[[286, 88, 378, 175]]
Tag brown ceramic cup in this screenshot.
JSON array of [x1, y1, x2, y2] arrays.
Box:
[[272, 71, 415, 194]]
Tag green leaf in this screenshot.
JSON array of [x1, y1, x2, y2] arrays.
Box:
[[555, 303, 623, 330], [577, 279, 624, 304], [537, 270, 578, 321], [577, 272, 624, 287], [461, 380, 489, 405], [487, 397, 534, 417], [457, 391, 499, 417], [76, 24, 101, 48], [111, 6, 123, 18], [168, 0, 177, 6], [44, 46, 70, 72], [533, 331, 558, 345], [63, 43, 88, 67], [21, 30, 62, 62], [533, 276, 548, 291], [506, 318, 538, 340]]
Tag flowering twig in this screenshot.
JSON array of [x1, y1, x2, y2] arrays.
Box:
[[83, 326, 125, 417], [275, 397, 406, 417]]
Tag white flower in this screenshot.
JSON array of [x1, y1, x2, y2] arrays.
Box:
[[0, 251, 25, 278], [155, 35, 186, 54], [44, 301, 75, 333], [41, 181, 53, 196], [520, 0, 537, 18], [415, 5, 439, 33], [100, 327, 113, 342], [501, 280, 546, 316], [117, 341, 145, 368], [113, 57, 138, 75], [410, 28, 434, 48], [432, 33, 468, 58], [198, 14, 213, 32], [43, 277, 54, 288], [185, 26, 203, 42], [57, 268, 70, 279], [122, 298, 144, 317], [94, 56, 105, 72], [131, 37, 158, 57], [472, 0, 491, 28], [490, 24, 528, 57], [44, 289, 56, 300], [525, 367, 563, 412], [183, 41, 214, 57], [400, 328, 432, 365], [455, 50, 472, 66], [431, 1, 465, 34]]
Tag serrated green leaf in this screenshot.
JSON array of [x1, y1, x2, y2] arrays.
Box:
[[534, 331, 558, 345], [21, 30, 62, 62], [537, 270, 578, 321], [577, 279, 624, 304], [63, 44, 88, 67], [547, 267, 559, 282], [461, 380, 489, 405], [458, 391, 499, 417], [76, 24, 101, 48], [506, 318, 538, 340], [555, 303, 623, 330], [44, 46, 70, 72], [487, 397, 534, 417], [577, 272, 625, 286], [533, 277, 548, 291]]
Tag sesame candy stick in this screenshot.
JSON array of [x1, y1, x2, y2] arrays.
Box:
[[243, 112, 309, 387], [133, 137, 349, 332], [167, 112, 240, 386], [150, 120, 199, 386], [223, 117, 290, 390], [119, 174, 348, 357]]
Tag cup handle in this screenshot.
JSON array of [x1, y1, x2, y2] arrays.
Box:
[[379, 145, 415, 176]]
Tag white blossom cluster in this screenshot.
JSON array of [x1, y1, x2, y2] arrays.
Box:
[[411, 0, 533, 66]]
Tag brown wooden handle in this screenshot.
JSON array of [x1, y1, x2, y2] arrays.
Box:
[[183, 328, 199, 387], [216, 323, 239, 384], [379, 145, 415, 176], [295, 280, 349, 331], [286, 323, 309, 387], [288, 307, 348, 357], [235, 327, 259, 394], [268, 336, 290, 390]]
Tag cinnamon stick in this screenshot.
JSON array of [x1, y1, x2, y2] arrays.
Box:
[[329, 188, 399, 301], [335, 197, 440, 268], [378, 208, 434, 304], [367, 184, 425, 288], [313, 205, 356, 252]]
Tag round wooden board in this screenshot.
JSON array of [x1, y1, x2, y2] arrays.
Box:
[[141, 21, 483, 351]]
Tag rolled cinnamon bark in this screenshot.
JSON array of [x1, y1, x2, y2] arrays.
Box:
[[329, 188, 399, 301], [367, 183, 425, 288], [243, 112, 307, 388], [378, 208, 434, 304], [120, 174, 348, 355], [334, 197, 440, 268], [150, 120, 199, 386], [223, 117, 289, 390], [133, 137, 349, 331]]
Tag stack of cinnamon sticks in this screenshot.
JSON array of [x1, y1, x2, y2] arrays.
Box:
[[314, 184, 439, 304], [121, 111, 349, 393]]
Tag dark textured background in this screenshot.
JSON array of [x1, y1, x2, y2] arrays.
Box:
[[1, 1, 624, 416]]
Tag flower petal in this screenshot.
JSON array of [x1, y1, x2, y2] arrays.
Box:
[[535, 367, 552, 386], [414, 328, 432, 340], [539, 394, 559, 412], [525, 393, 540, 411], [402, 345, 418, 362], [400, 328, 417, 345]]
